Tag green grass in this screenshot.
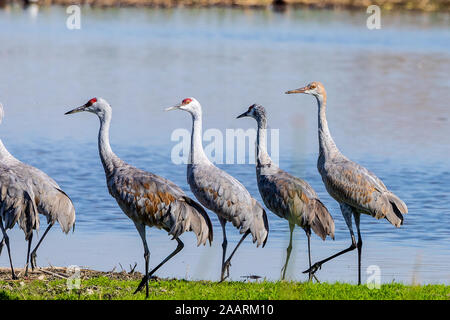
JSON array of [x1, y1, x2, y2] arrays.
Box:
[[0, 277, 449, 300]]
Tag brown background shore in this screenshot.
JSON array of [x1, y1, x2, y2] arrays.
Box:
[[5, 0, 450, 11]]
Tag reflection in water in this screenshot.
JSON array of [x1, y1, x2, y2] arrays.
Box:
[[0, 7, 449, 284], [24, 3, 39, 20]]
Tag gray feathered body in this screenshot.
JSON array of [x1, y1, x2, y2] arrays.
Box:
[[10, 161, 75, 233], [257, 165, 334, 240], [188, 163, 268, 246], [314, 89, 408, 227], [103, 155, 213, 246], [0, 102, 75, 235], [318, 153, 407, 227], [0, 165, 37, 240]]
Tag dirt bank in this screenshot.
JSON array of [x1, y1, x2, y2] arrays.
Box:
[[0, 266, 144, 281]]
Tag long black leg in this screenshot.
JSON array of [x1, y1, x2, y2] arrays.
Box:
[[281, 223, 295, 280], [133, 222, 150, 298], [221, 230, 251, 282], [305, 229, 320, 283], [25, 233, 33, 276], [30, 223, 53, 270], [219, 218, 228, 282], [148, 238, 184, 277], [134, 238, 185, 295], [0, 217, 17, 280], [354, 212, 362, 285], [303, 203, 357, 276], [0, 237, 4, 256]]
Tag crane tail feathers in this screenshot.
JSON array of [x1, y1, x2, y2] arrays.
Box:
[[180, 196, 213, 246], [308, 199, 335, 241], [383, 193, 408, 228], [262, 208, 269, 248]]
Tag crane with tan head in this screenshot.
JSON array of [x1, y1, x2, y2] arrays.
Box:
[[166, 98, 269, 282], [65, 97, 213, 298], [286, 82, 408, 284], [237, 104, 334, 281]]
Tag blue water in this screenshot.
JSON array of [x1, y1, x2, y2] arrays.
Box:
[[0, 5, 449, 284]]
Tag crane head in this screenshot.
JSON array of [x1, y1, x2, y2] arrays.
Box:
[[65, 97, 111, 117], [236, 104, 266, 121], [285, 81, 325, 97], [165, 97, 201, 115]]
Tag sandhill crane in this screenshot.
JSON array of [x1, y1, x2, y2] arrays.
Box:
[[286, 82, 408, 284], [65, 97, 213, 297], [0, 104, 37, 279], [237, 104, 334, 281], [0, 102, 75, 277], [0, 165, 37, 279], [166, 98, 269, 281]]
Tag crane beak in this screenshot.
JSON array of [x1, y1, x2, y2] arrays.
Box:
[[236, 111, 249, 119], [65, 104, 87, 115], [165, 104, 181, 112], [285, 86, 308, 94]]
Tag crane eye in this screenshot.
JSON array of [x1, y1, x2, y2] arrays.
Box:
[[182, 98, 192, 105], [310, 84, 316, 89]]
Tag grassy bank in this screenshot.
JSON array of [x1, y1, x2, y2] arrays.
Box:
[[7, 0, 450, 11], [1, 276, 449, 300], [0, 268, 448, 300]]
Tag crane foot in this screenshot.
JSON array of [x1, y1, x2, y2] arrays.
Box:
[[133, 275, 159, 295], [303, 262, 322, 275]]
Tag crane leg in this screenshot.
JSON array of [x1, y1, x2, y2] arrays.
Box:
[[0, 218, 17, 280], [221, 230, 251, 282], [0, 237, 4, 256], [305, 227, 320, 283], [30, 223, 53, 270], [354, 212, 362, 285], [134, 238, 184, 296], [303, 203, 357, 277], [219, 218, 228, 282], [25, 233, 33, 277], [281, 223, 295, 280], [133, 222, 150, 298]]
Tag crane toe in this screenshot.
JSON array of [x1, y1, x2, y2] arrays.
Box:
[[303, 262, 322, 275]]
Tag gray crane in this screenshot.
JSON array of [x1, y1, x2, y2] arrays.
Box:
[[65, 97, 213, 297], [0, 104, 37, 278], [0, 102, 75, 277], [166, 97, 269, 282], [237, 104, 335, 281], [286, 82, 408, 284]]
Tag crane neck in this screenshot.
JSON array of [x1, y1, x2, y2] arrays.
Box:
[[255, 116, 272, 167], [317, 94, 339, 159], [0, 139, 14, 161], [189, 111, 210, 166], [98, 110, 118, 176]]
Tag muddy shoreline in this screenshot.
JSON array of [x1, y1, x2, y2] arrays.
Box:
[[0, 267, 144, 281], [4, 0, 450, 11]]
